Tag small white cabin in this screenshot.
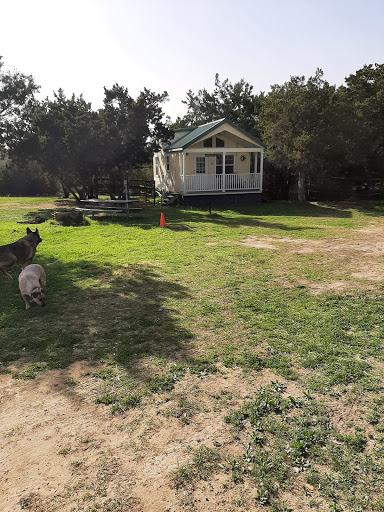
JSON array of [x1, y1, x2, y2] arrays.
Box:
[[153, 118, 265, 205]]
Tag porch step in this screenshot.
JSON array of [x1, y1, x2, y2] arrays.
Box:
[[162, 193, 180, 206]]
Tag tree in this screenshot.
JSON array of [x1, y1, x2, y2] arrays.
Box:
[[101, 84, 172, 188], [0, 57, 39, 156], [10, 85, 172, 200], [10, 90, 102, 199], [0, 158, 58, 196], [259, 69, 337, 202], [175, 74, 262, 137], [338, 64, 384, 182]]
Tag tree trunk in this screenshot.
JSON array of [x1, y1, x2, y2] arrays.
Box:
[[126, 159, 133, 200], [297, 168, 306, 203], [66, 184, 81, 202], [61, 184, 70, 198]]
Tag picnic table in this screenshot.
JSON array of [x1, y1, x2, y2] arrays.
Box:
[[76, 198, 142, 218]]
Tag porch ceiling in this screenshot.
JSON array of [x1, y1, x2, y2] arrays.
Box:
[[215, 129, 260, 148]]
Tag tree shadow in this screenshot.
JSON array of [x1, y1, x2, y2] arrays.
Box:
[[180, 201, 353, 219], [322, 200, 384, 218], [89, 207, 326, 233], [17, 208, 57, 224], [19, 201, 354, 234], [0, 260, 193, 383]]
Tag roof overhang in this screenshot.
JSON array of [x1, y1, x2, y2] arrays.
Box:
[[164, 118, 265, 152]]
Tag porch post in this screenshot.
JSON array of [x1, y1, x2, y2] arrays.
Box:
[[259, 150, 264, 191], [182, 152, 186, 194], [222, 151, 226, 192]]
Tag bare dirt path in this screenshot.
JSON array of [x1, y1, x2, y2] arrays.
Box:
[[1, 361, 286, 512]]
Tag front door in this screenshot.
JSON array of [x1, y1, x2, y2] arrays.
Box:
[[191, 155, 208, 191], [194, 155, 207, 174]]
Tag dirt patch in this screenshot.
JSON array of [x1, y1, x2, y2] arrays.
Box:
[[234, 239, 277, 250], [235, 223, 384, 293], [0, 201, 60, 210], [241, 235, 384, 256], [0, 363, 294, 512], [283, 277, 351, 295]]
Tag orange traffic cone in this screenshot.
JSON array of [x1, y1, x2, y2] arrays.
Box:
[[160, 212, 167, 227]]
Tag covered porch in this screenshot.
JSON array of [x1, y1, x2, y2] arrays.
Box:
[[178, 148, 263, 194], [184, 172, 262, 193]]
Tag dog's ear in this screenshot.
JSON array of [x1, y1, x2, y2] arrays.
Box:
[[26, 227, 32, 234], [35, 228, 39, 235]]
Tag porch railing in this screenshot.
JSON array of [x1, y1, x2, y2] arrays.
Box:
[[184, 173, 261, 193]]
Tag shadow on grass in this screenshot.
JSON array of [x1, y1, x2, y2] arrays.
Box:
[[0, 260, 193, 381], [192, 201, 353, 219], [84, 205, 339, 233], [18, 209, 57, 224], [159, 201, 354, 221], [18, 200, 357, 234], [325, 200, 384, 217]]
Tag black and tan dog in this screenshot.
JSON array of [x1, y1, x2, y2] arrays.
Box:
[[0, 227, 42, 279]]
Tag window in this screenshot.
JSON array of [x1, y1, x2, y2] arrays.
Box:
[[216, 154, 234, 174], [166, 155, 170, 171], [203, 137, 212, 147], [216, 137, 224, 147], [195, 156, 206, 173], [250, 153, 255, 173]]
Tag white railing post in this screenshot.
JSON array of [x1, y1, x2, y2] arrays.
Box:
[[222, 151, 226, 192], [182, 152, 186, 194]]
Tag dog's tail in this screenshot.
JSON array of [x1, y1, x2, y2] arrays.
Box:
[[43, 259, 61, 268]]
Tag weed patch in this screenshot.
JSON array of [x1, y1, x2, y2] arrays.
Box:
[[93, 363, 142, 413], [163, 395, 200, 424], [173, 445, 222, 488], [148, 374, 176, 393], [188, 356, 218, 377], [12, 363, 47, 380]]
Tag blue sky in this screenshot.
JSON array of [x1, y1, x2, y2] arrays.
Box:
[[1, 0, 383, 121]]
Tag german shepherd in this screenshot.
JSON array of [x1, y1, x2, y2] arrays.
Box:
[[0, 228, 42, 279]]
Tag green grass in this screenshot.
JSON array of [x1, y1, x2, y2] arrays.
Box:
[[12, 363, 47, 380], [173, 445, 222, 488], [1, 197, 384, 510]]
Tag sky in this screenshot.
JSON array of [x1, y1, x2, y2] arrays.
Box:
[[1, 0, 384, 121]]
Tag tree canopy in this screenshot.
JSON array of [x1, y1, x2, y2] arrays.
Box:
[[101, 84, 171, 173], [2, 57, 384, 202], [7, 78, 172, 199], [0, 56, 39, 156], [259, 69, 337, 202], [174, 66, 384, 201], [174, 73, 262, 137], [338, 64, 384, 178]]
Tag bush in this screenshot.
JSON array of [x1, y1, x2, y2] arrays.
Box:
[[0, 159, 59, 196]]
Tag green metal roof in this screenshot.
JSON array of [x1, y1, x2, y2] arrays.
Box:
[[165, 118, 265, 150]]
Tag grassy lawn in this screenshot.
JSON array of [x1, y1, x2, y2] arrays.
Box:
[[1, 197, 384, 511]]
